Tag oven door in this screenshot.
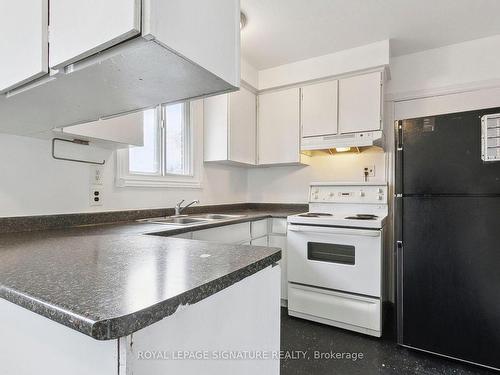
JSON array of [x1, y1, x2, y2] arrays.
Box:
[[287, 224, 382, 297]]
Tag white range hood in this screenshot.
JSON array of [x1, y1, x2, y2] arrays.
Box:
[[301, 130, 384, 150]]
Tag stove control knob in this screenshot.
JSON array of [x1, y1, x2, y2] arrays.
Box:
[[377, 194, 383, 200], [359, 191, 365, 197], [377, 188, 383, 194], [329, 192, 334, 197]]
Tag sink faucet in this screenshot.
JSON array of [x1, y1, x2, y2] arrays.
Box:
[[174, 199, 200, 216]]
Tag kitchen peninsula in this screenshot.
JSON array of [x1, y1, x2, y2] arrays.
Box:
[[0, 221, 281, 375]]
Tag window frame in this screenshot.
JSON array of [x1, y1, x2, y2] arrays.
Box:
[[116, 101, 202, 188]]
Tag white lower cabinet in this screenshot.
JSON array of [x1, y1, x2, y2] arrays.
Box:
[[1, 267, 280, 375], [192, 222, 251, 244], [251, 219, 269, 238], [179, 218, 288, 302], [251, 236, 268, 246], [170, 232, 193, 239], [269, 234, 287, 302]]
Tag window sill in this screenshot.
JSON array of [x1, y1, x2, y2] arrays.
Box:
[[116, 175, 202, 189]]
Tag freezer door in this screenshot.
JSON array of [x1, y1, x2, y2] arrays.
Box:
[[400, 108, 500, 195], [398, 196, 500, 369]]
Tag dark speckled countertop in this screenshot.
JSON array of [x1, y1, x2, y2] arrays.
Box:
[[0, 205, 305, 340]]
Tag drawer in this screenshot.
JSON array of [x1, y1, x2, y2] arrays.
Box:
[[192, 222, 251, 244], [288, 284, 381, 335], [251, 219, 269, 238], [271, 218, 287, 234]]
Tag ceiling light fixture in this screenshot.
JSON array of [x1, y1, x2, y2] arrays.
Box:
[[240, 12, 247, 30], [335, 147, 351, 153]]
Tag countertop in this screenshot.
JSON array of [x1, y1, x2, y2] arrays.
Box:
[[0, 207, 303, 340]]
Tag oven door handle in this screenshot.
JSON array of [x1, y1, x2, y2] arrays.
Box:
[[288, 224, 381, 237]]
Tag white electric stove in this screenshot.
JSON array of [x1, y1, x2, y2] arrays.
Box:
[[287, 182, 387, 337]]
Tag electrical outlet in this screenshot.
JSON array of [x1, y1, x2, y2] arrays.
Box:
[[90, 187, 103, 206], [363, 165, 375, 177], [90, 165, 104, 185]]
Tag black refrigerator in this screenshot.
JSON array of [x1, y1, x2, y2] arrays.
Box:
[[396, 107, 500, 370]]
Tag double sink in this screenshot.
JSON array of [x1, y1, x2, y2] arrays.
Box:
[[139, 214, 245, 226]]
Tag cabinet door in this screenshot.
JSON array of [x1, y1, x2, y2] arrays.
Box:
[[258, 88, 300, 165], [49, 0, 141, 68], [229, 87, 257, 165], [251, 236, 268, 246], [338, 72, 382, 134], [0, 0, 48, 93], [301, 80, 338, 137], [269, 235, 287, 300], [203, 94, 229, 162], [192, 223, 251, 244], [59, 110, 144, 147]]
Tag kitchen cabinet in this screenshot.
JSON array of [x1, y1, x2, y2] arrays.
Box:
[[301, 80, 338, 138], [53, 110, 145, 149], [1, 267, 280, 375], [204, 86, 257, 165], [0, 0, 48, 93], [192, 223, 251, 244], [269, 235, 288, 301], [49, 0, 140, 68], [269, 218, 288, 302], [258, 88, 301, 165], [251, 236, 268, 246], [251, 219, 269, 238], [173, 217, 289, 302], [338, 71, 382, 133], [0, 0, 240, 138]]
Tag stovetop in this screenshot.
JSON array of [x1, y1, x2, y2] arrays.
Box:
[[288, 182, 388, 229], [288, 212, 387, 229]]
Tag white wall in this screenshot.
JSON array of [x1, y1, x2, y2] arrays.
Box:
[[247, 148, 386, 203], [387, 34, 500, 99], [0, 101, 247, 217], [258, 40, 390, 90]]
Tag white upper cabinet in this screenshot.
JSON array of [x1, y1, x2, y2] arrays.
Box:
[[49, 0, 140, 68], [301, 80, 338, 138], [0, 0, 240, 138], [204, 95, 229, 162], [204, 86, 257, 165], [229, 87, 257, 164], [54, 111, 144, 149], [0, 0, 48, 93], [258, 88, 301, 165], [338, 71, 382, 133], [144, 0, 240, 88]]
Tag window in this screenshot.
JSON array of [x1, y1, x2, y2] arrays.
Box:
[[117, 102, 201, 188]]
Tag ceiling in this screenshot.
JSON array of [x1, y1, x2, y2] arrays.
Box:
[[240, 0, 500, 70]]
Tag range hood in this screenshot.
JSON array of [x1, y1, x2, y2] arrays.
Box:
[[0, 0, 240, 138], [301, 130, 384, 151]]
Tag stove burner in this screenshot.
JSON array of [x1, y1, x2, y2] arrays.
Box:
[[298, 212, 333, 218], [345, 214, 378, 220]]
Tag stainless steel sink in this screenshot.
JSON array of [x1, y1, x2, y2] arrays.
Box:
[[193, 214, 245, 220], [138, 213, 245, 226], [141, 217, 210, 226]]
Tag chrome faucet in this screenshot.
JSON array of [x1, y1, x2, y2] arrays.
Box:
[[174, 199, 199, 216]]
